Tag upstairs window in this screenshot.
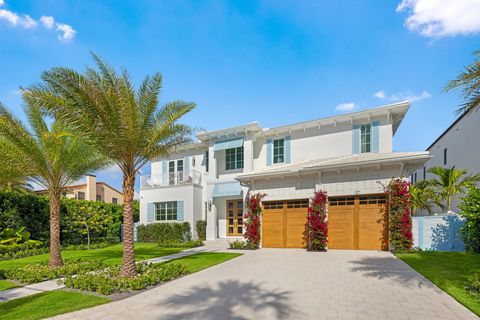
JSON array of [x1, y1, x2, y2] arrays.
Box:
[[112, 198, 118, 204], [360, 123, 371, 153], [205, 151, 209, 172], [273, 138, 285, 164], [225, 147, 244, 170], [443, 148, 447, 165], [96, 195, 102, 202], [77, 191, 85, 200]]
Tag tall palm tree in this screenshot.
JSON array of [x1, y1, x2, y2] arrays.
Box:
[[22, 55, 195, 276], [0, 142, 33, 192], [427, 166, 480, 212], [409, 180, 443, 215], [0, 104, 108, 267], [444, 49, 480, 114]]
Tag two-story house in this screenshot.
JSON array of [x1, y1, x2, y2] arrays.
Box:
[[139, 101, 430, 250]]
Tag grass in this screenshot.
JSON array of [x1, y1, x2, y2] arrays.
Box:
[[396, 251, 480, 316], [0, 243, 182, 271], [0, 290, 109, 320], [166, 252, 242, 273], [0, 280, 17, 291]]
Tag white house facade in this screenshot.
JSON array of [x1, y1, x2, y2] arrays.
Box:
[[410, 107, 480, 214], [140, 101, 430, 250]]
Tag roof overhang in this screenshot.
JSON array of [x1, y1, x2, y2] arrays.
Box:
[[196, 122, 262, 142]]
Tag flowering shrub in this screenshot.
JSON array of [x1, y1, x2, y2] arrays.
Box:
[[243, 193, 265, 249], [304, 191, 328, 251], [385, 179, 413, 252]]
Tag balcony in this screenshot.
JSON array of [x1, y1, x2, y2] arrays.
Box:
[[140, 170, 202, 189]]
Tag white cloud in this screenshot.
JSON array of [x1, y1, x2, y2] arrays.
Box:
[[56, 23, 76, 41], [0, 5, 75, 41], [40, 15, 54, 29], [335, 102, 357, 112], [397, 0, 480, 37], [373, 89, 432, 102]]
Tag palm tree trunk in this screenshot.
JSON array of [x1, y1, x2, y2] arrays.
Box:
[[49, 190, 63, 267], [447, 193, 451, 211], [120, 172, 137, 277]]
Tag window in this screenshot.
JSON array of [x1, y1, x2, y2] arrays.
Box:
[[360, 123, 371, 153], [205, 151, 209, 172], [96, 195, 102, 202], [443, 148, 447, 165], [225, 147, 244, 170], [155, 201, 177, 221], [177, 159, 184, 181], [168, 161, 175, 185], [423, 166, 426, 180], [414, 172, 417, 183], [112, 198, 118, 204], [192, 157, 196, 167], [273, 138, 285, 164], [77, 191, 85, 200]]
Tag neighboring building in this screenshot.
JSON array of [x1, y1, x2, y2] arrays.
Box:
[[410, 107, 480, 214], [36, 175, 123, 204], [140, 101, 429, 249]]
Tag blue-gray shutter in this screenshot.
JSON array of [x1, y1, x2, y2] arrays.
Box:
[[162, 160, 167, 185], [177, 201, 184, 221], [371, 121, 380, 153], [147, 203, 154, 222], [183, 156, 190, 176], [352, 124, 360, 154], [284, 136, 291, 163], [266, 139, 273, 166]]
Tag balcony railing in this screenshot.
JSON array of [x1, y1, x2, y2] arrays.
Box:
[[140, 170, 202, 189]]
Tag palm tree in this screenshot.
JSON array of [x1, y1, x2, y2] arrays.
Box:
[[444, 49, 480, 114], [22, 55, 195, 276], [427, 166, 480, 212], [409, 180, 443, 215], [0, 142, 33, 192], [0, 104, 108, 267]]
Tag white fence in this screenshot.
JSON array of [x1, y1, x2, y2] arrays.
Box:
[[412, 214, 465, 251]]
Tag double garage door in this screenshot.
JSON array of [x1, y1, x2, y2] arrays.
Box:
[[262, 195, 387, 250]]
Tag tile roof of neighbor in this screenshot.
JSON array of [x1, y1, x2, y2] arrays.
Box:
[[236, 151, 430, 180]]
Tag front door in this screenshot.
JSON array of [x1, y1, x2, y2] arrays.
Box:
[[227, 199, 243, 236]]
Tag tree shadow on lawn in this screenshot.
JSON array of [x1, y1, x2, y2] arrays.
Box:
[[349, 255, 439, 290], [159, 280, 298, 320]]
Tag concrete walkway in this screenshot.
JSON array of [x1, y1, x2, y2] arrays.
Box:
[[0, 246, 213, 302], [50, 249, 478, 320]]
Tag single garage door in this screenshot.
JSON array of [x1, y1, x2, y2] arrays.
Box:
[[262, 199, 309, 248], [328, 195, 387, 250]]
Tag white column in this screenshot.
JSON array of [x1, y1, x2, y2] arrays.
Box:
[[243, 136, 254, 173]]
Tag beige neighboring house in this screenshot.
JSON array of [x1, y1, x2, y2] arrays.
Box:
[[36, 175, 123, 204]]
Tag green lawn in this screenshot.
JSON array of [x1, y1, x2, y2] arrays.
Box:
[[396, 251, 480, 316], [0, 290, 109, 320], [166, 252, 242, 273], [0, 280, 17, 291], [0, 243, 182, 271]]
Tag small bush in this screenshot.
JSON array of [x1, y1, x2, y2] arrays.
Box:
[[158, 240, 203, 248], [2, 259, 105, 283], [459, 187, 480, 253], [137, 222, 191, 242], [228, 240, 246, 249], [0, 242, 48, 261], [466, 274, 480, 295], [195, 220, 207, 241], [61, 262, 188, 295]]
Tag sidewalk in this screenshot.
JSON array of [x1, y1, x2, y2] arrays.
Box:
[[0, 246, 216, 303]]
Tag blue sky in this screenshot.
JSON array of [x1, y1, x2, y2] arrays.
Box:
[[1, 0, 479, 193]]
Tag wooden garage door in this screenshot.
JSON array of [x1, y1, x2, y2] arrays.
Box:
[[328, 195, 387, 250], [262, 200, 308, 248]]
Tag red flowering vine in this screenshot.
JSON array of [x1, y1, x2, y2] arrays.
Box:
[[384, 178, 413, 252], [304, 190, 328, 251], [243, 193, 265, 249]]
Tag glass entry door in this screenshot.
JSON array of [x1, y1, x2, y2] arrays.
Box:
[[227, 199, 243, 236]]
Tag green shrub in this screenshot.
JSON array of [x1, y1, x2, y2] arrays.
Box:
[[61, 262, 188, 295], [195, 220, 207, 241], [137, 222, 191, 242], [158, 240, 203, 248], [459, 187, 480, 253], [2, 259, 105, 284], [0, 242, 48, 261], [0, 226, 42, 245], [466, 274, 480, 295], [228, 240, 246, 249]]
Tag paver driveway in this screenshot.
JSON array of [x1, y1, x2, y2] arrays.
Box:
[[51, 249, 477, 320]]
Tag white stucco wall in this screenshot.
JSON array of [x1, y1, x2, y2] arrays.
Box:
[[411, 109, 480, 213]]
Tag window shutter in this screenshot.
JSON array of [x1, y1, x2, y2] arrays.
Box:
[[352, 125, 360, 154], [284, 136, 291, 163], [177, 201, 184, 221], [266, 139, 273, 166], [162, 160, 167, 185], [147, 203, 154, 222], [371, 121, 380, 153], [183, 156, 190, 176]]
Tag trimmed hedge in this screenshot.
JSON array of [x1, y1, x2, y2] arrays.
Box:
[[137, 222, 191, 242], [195, 220, 207, 241], [0, 242, 49, 261]]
